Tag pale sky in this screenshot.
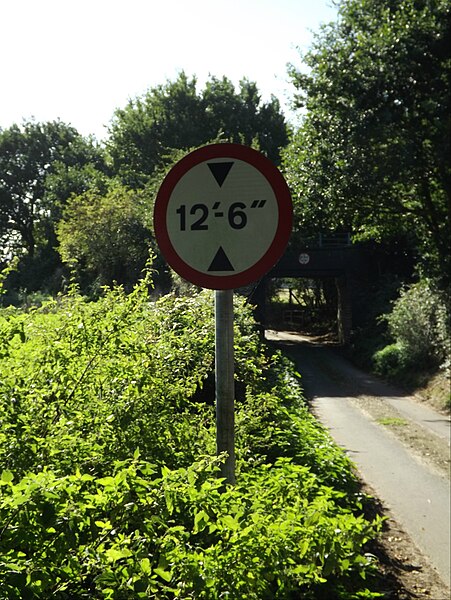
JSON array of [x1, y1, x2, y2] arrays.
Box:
[[0, 0, 338, 140]]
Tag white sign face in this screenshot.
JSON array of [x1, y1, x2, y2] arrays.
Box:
[[299, 253, 310, 265], [154, 143, 292, 289], [166, 158, 279, 276]]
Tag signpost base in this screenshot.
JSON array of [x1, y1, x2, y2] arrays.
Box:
[[215, 289, 235, 485]]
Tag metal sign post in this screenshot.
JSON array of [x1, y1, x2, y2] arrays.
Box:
[[215, 289, 235, 485], [153, 143, 293, 487]]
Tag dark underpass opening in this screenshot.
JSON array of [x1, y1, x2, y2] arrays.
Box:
[[249, 237, 377, 345], [264, 277, 341, 342]]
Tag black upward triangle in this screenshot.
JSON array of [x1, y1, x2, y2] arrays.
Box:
[[207, 162, 234, 187], [208, 246, 234, 272]]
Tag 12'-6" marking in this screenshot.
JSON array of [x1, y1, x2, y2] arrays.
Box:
[[175, 200, 267, 231]]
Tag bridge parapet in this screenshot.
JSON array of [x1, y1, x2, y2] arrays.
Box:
[[270, 244, 366, 279], [295, 232, 352, 249]]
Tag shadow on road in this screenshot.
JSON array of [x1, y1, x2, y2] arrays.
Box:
[[264, 329, 407, 401]]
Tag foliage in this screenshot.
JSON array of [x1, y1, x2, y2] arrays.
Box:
[[108, 72, 289, 187], [0, 258, 19, 298], [374, 279, 450, 377], [0, 120, 109, 297], [0, 457, 380, 600], [0, 120, 107, 260], [0, 280, 210, 477], [57, 184, 155, 291], [285, 0, 451, 282], [372, 342, 409, 379], [347, 274, 404, 370], [0, 275, 382, 598]]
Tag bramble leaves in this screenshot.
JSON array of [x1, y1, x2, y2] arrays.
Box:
[[0, 276, 381, 598]]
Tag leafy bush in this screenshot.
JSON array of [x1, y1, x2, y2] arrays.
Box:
[[0, 457, 380, 600], [374, 279, 450, 376], [57, 184, 154, 291], [372, 343, 409, 378], [236, 365, 357, 493], [0, 273, 382, 598], [388, 280, 448, 363]]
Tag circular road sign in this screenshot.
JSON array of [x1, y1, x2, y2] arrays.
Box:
[[154, 143, 292, 289]]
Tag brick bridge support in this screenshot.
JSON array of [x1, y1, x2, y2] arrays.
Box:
[[335, 276, 352, 345]]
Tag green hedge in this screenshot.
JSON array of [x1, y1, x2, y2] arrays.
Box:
[[0, 276, 382, 598]]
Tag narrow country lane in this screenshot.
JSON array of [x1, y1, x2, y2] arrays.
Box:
[[265, 330, 451, 593]]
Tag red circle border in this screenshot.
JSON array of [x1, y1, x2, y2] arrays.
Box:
[[154, 143, 292, 290]]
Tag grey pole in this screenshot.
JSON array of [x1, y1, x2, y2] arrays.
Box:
[[215, 289, 235, 485]]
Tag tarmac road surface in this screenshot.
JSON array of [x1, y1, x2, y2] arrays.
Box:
[[265, 330, 451, 588]]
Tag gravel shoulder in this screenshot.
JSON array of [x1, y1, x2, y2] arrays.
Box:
[[265, 329, 451, 599], [351, 394, 450, 480]]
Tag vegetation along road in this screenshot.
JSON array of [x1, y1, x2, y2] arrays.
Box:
[[266, 330, 451, 597]]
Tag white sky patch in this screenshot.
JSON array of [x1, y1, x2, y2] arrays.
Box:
[[0, 0, 337, 140]]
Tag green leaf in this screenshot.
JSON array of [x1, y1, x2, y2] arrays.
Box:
[[153, 567, 172, 582], [193, 509, 209, 533], [1, 470, 14, 484], [105, 547, 132, 562], [140, 557, 152, 575], [161, 465, 171, 478], [95, 520, 112, 530], [96, 476, 116, 487], [164, 491, 174, 514], [222, 514, 239, 530]]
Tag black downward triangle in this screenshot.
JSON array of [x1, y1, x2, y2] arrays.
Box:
[[208, 246, 234, 272], [207, 162, 234, 187]]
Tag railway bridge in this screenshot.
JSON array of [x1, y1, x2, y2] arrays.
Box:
[[252, 234, 373, 344]]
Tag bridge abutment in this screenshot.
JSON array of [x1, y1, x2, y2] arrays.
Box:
[[336, 276, 352, 345]]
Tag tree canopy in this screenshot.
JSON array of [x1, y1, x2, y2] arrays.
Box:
[[0, 74, 290, 297], [57, 184, 154, 291], [108, 72, 289, 187], [285, 0, 450, 280], [0, 120, 107, 261]]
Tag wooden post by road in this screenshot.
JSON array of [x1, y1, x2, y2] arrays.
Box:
[[215, 289, 235, 485]]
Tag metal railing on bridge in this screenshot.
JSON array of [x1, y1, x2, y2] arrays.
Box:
[[296, 232, 352, 249]]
